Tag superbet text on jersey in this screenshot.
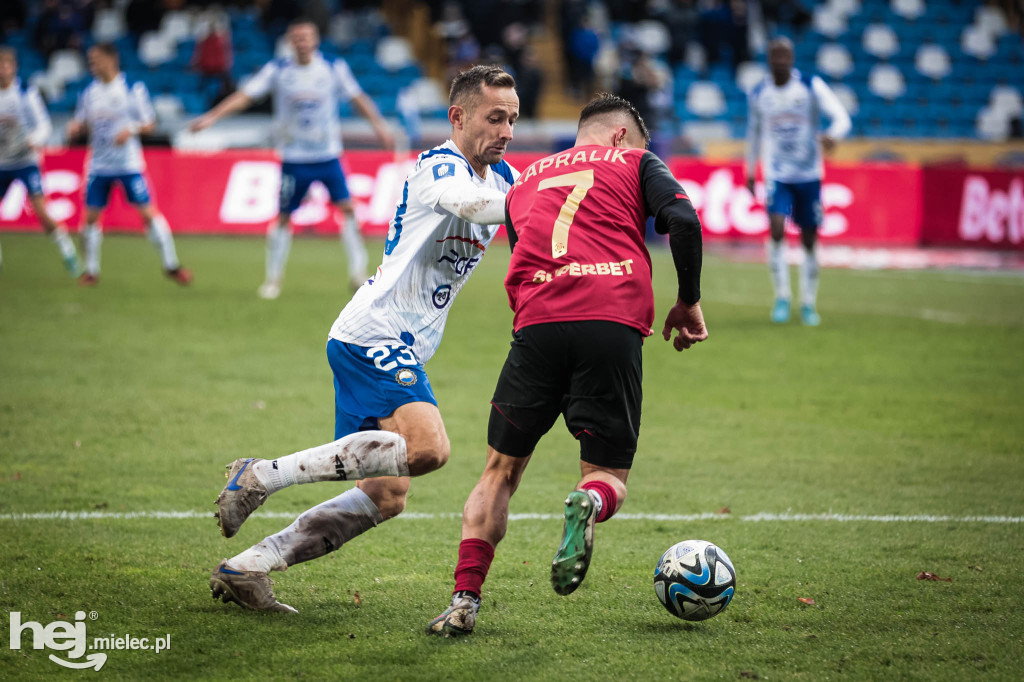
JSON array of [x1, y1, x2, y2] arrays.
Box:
[[505, 146, 665, 336]]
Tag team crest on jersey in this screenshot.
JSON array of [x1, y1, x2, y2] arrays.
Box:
[[432, 284, 452, 309], [394, 368, 418, 386], [432, 163, 455, 181]]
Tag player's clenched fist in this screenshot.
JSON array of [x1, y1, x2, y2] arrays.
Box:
[[662, 299, 708, 351]]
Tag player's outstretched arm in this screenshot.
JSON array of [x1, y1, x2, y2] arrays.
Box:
[[662, 299, 708, 351], [189, 90, 254, 132], [437, 182, 509, 225]]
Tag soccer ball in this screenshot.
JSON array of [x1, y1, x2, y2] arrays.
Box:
[[654, 540, 736, 621]]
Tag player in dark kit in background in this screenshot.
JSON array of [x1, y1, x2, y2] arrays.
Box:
[[427, 94, 708, 637]]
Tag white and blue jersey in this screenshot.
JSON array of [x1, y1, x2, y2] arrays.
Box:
[[242, 52, 363, 164], [745, 69, 851, 185], [325, 141, 518, 435], [73, 73, 155, 176], [0, 78, 50, 173]]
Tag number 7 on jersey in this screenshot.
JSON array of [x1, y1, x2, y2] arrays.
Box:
[[537, 169, 594, 258]]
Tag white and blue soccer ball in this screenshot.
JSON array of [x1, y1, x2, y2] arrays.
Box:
[[654, 539, 736, 621]]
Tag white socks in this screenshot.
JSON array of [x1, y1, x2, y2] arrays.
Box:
[[82, 223, 103, 275], [766, 238, 791, 302], [251, 431, 408, 495], [265, 223, 292, 284], [799, 245, 819, 307], [338, 212, 367, 282], [145, 215, 179, 270], [227, 487, 384, 572], [52, 227, 78, 261]]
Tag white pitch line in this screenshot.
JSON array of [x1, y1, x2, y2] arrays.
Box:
[[1, 511, 1021, 524]]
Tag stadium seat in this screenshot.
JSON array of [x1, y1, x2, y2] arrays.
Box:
[[812, 6, 848, 38], [827, 0, 862, 20], [961, 25, 996, 59], [974, 6, 1009, 38], [160, 12, 194, 44], [735, 61, 767, 93], [685, 81, 727, 118], [990, 85, 1023, 118], [816, 43, 854, 79], [862, 23, 900, 59], [152, 94, 184, 121], [48, 50, 86, 86], [891, 0, 925, 21], [93, 8, 127, 43], [867, 63, 906, 99], [139, 32, 177, 68], [915, 44, 952, 80], [831, 83, 860, 115], [976, 105, 1010, 140], [631, 21, 671, 55], [375, 37, 415, 72]]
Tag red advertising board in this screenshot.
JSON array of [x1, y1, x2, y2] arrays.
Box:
[[0, 148, 936, 247], [921, 166, 1024, 250]]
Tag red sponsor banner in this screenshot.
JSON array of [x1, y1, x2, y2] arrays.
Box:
[[921, 166, 1024, 250], [2, 149, 920, 246]]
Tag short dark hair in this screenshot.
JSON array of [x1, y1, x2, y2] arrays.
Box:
[[449, 65, 516, 108], [91, 42, 120, 60], [578, 93, 650, 147], [287, 17, 319, 33]]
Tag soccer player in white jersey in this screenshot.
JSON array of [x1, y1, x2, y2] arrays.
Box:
[[745, 37, 850, 326], [190, 19, 394, 299], [0, 48, 79, 274], [208, 65, 519, 613], [66, 43, 191, 287]]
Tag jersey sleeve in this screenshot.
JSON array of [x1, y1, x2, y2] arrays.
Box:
[[25, 87, 53, 147], [639, 151, 703, 305], [332, 58, 364, 101], [811, 76, 851, 140], [413, 153, 476, 214], [242, 61, 277, 100], [129, 81, 155, 125]]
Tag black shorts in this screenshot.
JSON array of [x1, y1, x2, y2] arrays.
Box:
[[488, 320, 643, 470]]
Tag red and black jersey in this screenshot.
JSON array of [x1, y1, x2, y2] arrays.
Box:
[[504, 145, 702, 336]]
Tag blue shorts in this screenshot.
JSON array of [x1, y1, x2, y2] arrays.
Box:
[[280, 159, 350, 215], [326, 337, 437, 439], [0, 165, 43, 197], [766, 179, 822, 231], [85, 173, 151, 208]]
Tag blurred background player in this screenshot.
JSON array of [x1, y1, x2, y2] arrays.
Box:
[[427, 94, 707, 637], [207, 66, 519, 613], [745, 37, 850, 326], [0, 47, 78, 274], [189, 18, 394, 300], [66, 42, 191, 287]]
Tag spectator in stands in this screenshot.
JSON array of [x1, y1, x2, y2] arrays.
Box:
[[260, 0, 303, 35], [760, 0, 811, 33], [654, 0, 699, 65], [698, 0, 750, 70], [192, 15, 234, 108], [125, 0, 163, 38], [514, 45, 544, 119], [568, 16, 601, 99], [34, 0, 93, 58], [615, 42, 672, 152], [0, 0, 27, 41]]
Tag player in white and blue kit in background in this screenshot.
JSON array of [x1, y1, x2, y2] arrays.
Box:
[[0, 48, 79, 274], [190, 19, 395, 300], [745, 37, 850, 326], [66, 43, 191, 287], [208, 66, 519, 613]]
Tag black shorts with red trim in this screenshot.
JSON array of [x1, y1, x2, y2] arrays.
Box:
[[487, 320, 643, 470]]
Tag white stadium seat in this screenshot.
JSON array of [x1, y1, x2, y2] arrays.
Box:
[[152, 94, 184, 122], [827, 0, 861, 20], [990, 85, 1024, 117], [975, 6, 1009, 37], [831, 83, 860, 115], [376, 37, 416, 72], [868, 63, 906, 100], [406, 78, 448, 110], [685, 81, 726, 118], [863, 23, 900, 59], [976, 106, 1010, 141], [632, 21, 671, 55], [891, 0, 925, 21], [139, 32, 176, 67], [48, 50, 85, 85], [159, 11, 193, 44], [816, 43, 854, 79], [961, 25, 996, 59], [915, 44, 952, 80], [813, 6, 847, 38], [735, 61, 768, 93], [93, 8, 127, 43]]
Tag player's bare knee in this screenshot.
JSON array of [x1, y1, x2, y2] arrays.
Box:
[[406, 435, 450, 475]]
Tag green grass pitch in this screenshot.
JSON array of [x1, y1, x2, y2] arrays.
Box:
[[1, 233, 1022, 681]]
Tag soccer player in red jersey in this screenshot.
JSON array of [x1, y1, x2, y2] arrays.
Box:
[[427, 94, 707, 636]]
